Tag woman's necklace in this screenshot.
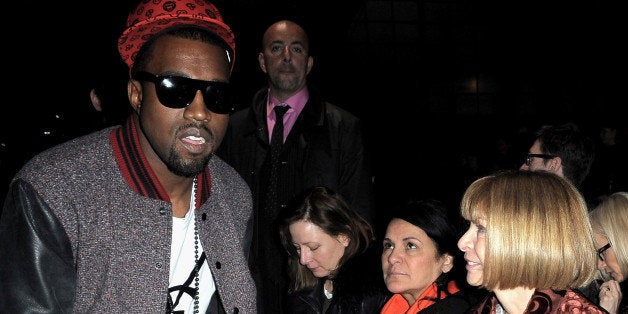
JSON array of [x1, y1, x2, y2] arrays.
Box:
[[323, 279, 333, 299]]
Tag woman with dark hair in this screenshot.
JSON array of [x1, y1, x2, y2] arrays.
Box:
[[278, 186, 388, 313], [380, 199, 473, 313]]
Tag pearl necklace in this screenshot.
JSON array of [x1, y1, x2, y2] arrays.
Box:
[[192, 177, 200, 314]]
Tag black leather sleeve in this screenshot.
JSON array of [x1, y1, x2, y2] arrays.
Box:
[[0, 179, 76, 313]]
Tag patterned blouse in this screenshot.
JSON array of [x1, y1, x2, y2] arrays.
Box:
[[466, 288, 608, 313]]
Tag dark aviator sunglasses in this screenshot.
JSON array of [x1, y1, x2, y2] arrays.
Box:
[[134, 71, 234, 114]]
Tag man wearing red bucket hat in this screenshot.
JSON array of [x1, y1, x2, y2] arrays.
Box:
[[0, 1, 256, 313]]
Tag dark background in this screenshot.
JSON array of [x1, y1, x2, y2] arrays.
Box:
[[1, 0, 624, 211]]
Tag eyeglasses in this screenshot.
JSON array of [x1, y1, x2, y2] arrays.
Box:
[[597, 242, 611, 261], [525, 153, 556, 167], [134, 71, 234, 114]]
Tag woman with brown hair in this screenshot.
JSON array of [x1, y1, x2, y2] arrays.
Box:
[[458, 170, 607, 313], [278, 186, 388, 313]]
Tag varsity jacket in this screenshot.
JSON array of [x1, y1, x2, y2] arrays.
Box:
[[0, 118, 257, 313]]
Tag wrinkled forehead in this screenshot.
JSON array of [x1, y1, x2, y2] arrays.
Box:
[[263, 22, 309, 49]]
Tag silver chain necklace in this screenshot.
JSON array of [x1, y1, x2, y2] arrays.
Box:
[[192, 177, 200, 314], [166, 177, 202, 314]]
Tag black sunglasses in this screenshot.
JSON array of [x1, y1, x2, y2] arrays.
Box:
[[525, 153, 556, 166], [134, 71, 234, 114], [597, 242, 611, 261]]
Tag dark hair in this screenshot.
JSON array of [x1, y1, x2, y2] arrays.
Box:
[[131, 26, 233, 77], [388, 198, 461, 292], [536, 122, 595, 189], [278, 186, 374, 292], [390, 199, 458, 257]]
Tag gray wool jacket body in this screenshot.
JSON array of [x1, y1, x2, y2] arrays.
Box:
[[0, 125, 257, 313]]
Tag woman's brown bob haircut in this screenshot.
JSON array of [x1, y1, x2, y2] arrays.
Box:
[[460, 170, 597, 290]]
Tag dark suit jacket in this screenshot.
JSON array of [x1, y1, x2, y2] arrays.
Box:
[[217, 85, 375, 313], [218, 85, 374, 224]]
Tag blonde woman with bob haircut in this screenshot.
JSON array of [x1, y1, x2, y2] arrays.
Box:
[[589, 192, 628, 314], [458, 170, 607, 313]]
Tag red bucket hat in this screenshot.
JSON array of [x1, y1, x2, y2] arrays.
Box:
[[117, 0, 236, 74]]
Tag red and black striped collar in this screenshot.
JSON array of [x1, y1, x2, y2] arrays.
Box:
[[109, 117, 211, 207]]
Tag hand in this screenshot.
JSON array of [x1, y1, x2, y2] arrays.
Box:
[[598, 279, 622, 314]]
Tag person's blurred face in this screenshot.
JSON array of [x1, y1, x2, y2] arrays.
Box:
[[129, 35, 230, 177], [458, 219, 486, 287], [520, 140, 553, 172], [289, 220, 349, 278], [594, 232, 624, 282], [382, 219, 453, 303], [258, 20, 313, 98], [599, 127, 616, 146]]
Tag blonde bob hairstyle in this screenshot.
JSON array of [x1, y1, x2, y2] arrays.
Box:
[[589, 192, 628, 280], [460, 170, 597, 290]]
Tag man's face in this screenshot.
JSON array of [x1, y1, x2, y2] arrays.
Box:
[[520, 139, 560, 176], [258, 21, 313, 97], [130, 35, 231, 177]]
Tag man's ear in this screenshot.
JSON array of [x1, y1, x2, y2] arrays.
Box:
[[549, 156, 562, 171], [306, 55, 314, 75], [128, 79, 143, 113], [258, 52, 267, 73]]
